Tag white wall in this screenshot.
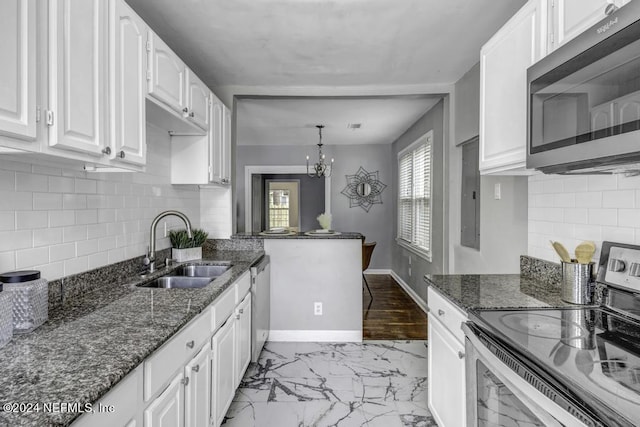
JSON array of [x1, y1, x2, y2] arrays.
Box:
[[528, 173, 640, 263], [0, 124, 200, 280]]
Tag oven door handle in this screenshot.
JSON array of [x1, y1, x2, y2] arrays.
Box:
[[462, 322, 593, 427]]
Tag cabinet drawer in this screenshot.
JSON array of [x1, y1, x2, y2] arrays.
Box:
[[427, 287, 467, 343], [144, 311, 210, 401], [235, 271, 251, 303], [212, 284, 236, 333]]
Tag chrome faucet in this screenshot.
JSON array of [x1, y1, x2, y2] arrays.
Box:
[[145, 210, 193, 273]]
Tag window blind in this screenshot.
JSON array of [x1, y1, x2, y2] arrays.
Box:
[[398, 132, 432, 255]]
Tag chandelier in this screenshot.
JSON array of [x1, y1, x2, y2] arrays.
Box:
[[306, 125, 334, 178]]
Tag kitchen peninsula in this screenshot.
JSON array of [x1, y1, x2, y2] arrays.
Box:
[[233, 232, 363, 342]]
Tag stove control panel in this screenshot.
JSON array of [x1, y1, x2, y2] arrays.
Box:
[[605, 246, 640, 292]]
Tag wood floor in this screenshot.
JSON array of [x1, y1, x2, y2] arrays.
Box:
[[362, 274, 428, 340]]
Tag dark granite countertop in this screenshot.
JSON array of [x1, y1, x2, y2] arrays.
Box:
[[424, 274, 581, 313], [232, 231, 363, 239], [0, 249, 264, 427]]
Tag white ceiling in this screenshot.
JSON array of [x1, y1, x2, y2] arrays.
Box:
[[126, 0, 527, 146], [235, 96, 441, 146]]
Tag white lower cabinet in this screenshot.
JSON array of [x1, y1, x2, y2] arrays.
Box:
[[235, 293, 252, 387], [211, 314, 237, 427], [144, 373, 185, 427], [427, 287, 468, 427], [184, 344, 211, 427]]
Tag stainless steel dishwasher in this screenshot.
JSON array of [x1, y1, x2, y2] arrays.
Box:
[[250, 255, 270, 362]]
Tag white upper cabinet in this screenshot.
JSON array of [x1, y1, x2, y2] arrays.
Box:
[[108, 0, 147, 166], [186, 70, 209, 131], [479, 0, 547, 174], [48, 0, 108, 156], [209, 94, 224, 184], [0, 0, 36, 141], [147, 31, 187, 115], [549, 0, 632, 51], [222, 104, 232, 184]]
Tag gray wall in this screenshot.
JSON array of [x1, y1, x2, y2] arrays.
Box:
[[449, 63, 528, 274], [235, 144, 393, 269], [391, 99, 446, 303]]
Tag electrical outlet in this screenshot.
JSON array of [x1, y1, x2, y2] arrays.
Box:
[[409, 255, 412, 266], [494, 183, 501, 200], [314, 302, 323, 316], [164, 221, 168, 237], [409, 267, 412, 277]]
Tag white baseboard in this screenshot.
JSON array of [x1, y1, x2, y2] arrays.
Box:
[[390, 270, 428, 314], [364, 269, 392, 275], [268, 330, 362, 342]]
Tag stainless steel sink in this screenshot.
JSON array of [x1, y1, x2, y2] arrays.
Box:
[[175, 263, 231, 278], [138, 276, 213, 289]]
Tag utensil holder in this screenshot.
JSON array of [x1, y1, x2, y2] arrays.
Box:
[[561, 262, 594, 305]]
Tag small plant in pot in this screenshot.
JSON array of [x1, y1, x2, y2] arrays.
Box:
[[169, 228, 208, 262]]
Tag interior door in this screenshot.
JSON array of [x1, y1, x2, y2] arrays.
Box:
[[49, 0, 107, 155]]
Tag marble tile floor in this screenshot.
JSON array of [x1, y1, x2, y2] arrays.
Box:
[[223, 340, 438, 427]]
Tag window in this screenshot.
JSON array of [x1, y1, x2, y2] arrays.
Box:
[[268, 189, 290, 228], [397, 130, 433, 260]]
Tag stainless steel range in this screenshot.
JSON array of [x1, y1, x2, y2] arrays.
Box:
[[463, 241, 640, 427]]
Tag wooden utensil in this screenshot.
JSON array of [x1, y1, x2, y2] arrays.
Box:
[[575, 241, 596, 264], [550, 240, 572, 263]]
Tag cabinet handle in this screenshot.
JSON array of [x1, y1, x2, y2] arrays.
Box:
[[118, 150, 125, 159], [182, 107, 189, 113], [101, 147, 111, 155], [437, 309, 445, 316], [181, 377, 190, 386], [239, 308, 244, 314], [189, 112, 195, 117], [458, 351, 465, 359], [186, 340, 195, 349], [192, 364, 200, 373], [236, 314, 241, 320]]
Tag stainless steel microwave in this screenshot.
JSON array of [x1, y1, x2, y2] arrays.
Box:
[[527, 1, 640, 174]]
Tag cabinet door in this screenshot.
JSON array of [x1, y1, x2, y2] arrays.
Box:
[[235, 293, 252, 387], [147, 31, 187, 115], [185, 344, 210, 427], [209, 94, 224, 183], [210, 317, 236, 427], [108, 0, 147, 165], [0, 0, 36, 140], [186, 69, 209, 131], [144, 373, 185, 427], [479, 0, 546, 174], [48, 0, 108, 156], [428, 315, 466, 427], [550, 0, 609, 50], [222, 105, 232, 184]]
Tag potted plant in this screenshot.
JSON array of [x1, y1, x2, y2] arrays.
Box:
[[169, 228, 208, 262]]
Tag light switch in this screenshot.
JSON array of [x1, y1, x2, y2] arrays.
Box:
[[494, 183, 501, 200]]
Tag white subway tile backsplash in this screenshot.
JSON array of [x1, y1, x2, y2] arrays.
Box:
[[33, 228, 63, 247], [15, 172, 47, 192], [0, 251, 15, 273], [49, 176, 75, 193], [0, 212, 14, 231], [603, 190, 635, 208], [16, 211, 48, 229], [529, 174, 640, 262], [16, 247, 49, 269], [618, 209, 640, 228], [588, 208, 618, 226], [33, 192, 63, 210], [0, 127, 200, 280], [62, 194, 87, 210], [75, 178, 97, 194], [0, 170, 15, 191], [49, 210, 75, 227], [49, 243, 76, 262]]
